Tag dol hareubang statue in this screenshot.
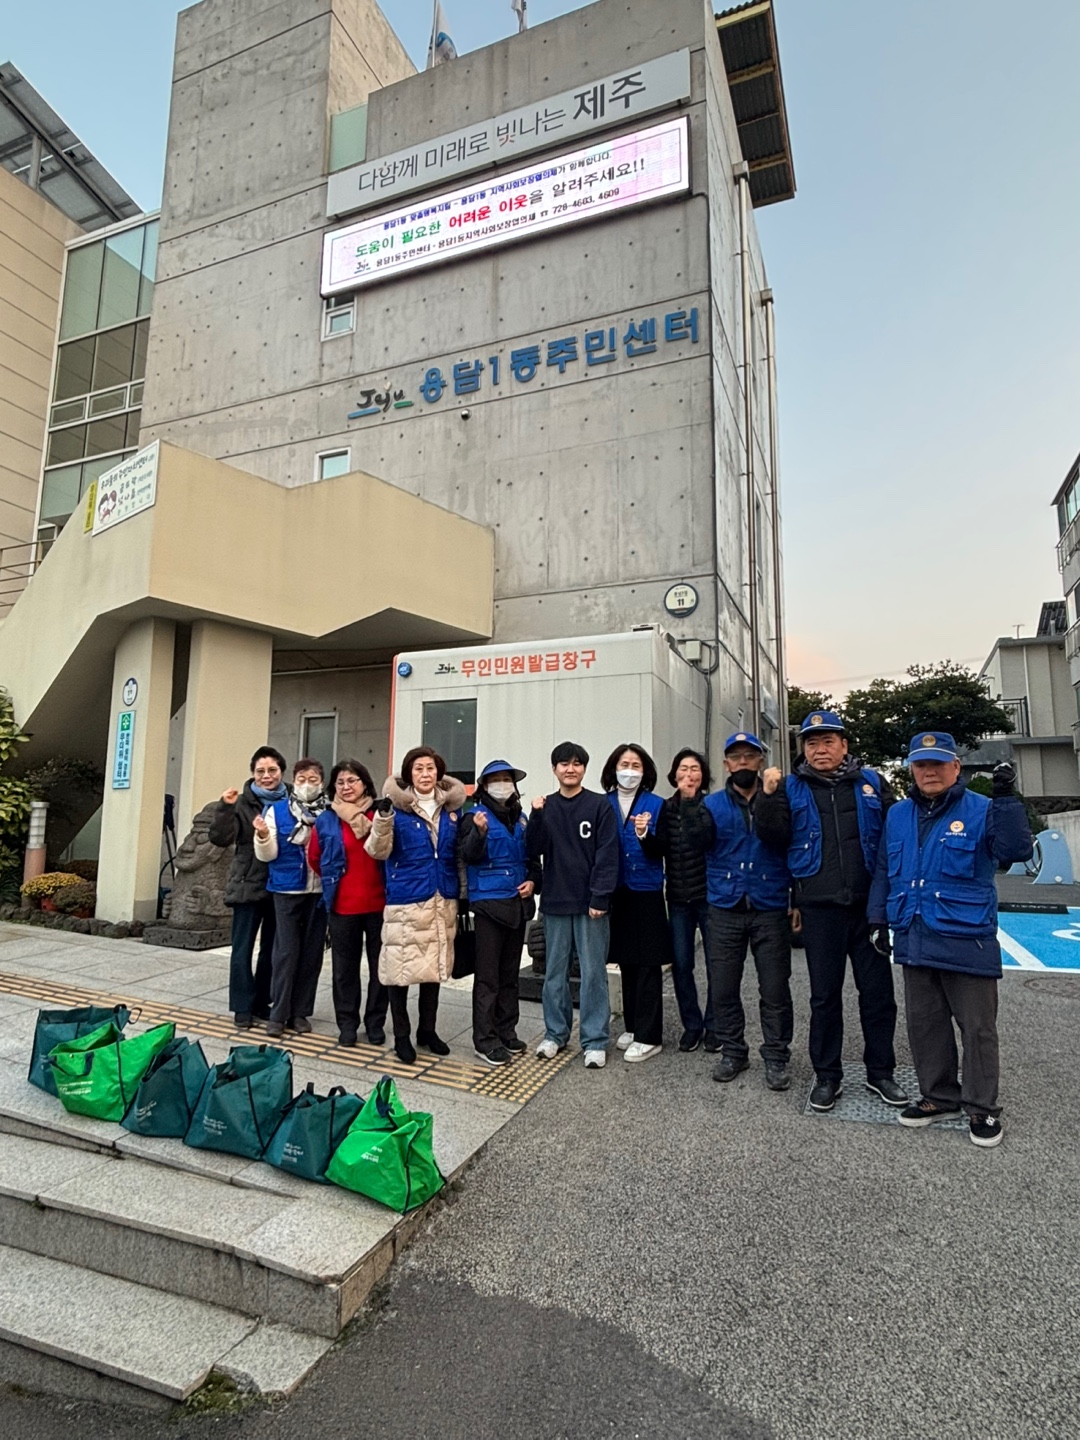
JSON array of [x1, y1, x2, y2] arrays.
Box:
[[143, 802, 233, 950]]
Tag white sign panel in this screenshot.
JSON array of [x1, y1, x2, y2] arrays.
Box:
[[326, 48, 691, 217], [321, 117, 690, 298], [92, 441, 160, 536]]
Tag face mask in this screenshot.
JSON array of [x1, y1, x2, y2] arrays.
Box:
[[616, 769, 642, 791], [486, 781, 516, 802], [730, 768, 758, 789], [294, 781, 322, 804]]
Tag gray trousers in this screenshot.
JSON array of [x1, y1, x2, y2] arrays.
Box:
[[903, 965, 1000, 1116]]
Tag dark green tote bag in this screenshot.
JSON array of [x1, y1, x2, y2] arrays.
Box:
[[184, 1044, 293, 1160], [121, 1036, 210, 1137], [48, 1022, 176, 1122], [28, 1004, 132, 1096], [263, 1082, 365, 1183], [325, 1077, 445, 1212]]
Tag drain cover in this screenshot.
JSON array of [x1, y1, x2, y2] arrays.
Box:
[[802, 1063, 966, 1128], [1024, 975, 1080, 999]]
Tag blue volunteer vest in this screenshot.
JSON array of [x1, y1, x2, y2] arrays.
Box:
[[884, 788, 997, 937], [466, 805, 528, 903], [384, 803, 459, 905], [264, 797, 311, 892], [704, 789, 789, 911], [607, 790, 665, 892], [786, 768, 884, 879]]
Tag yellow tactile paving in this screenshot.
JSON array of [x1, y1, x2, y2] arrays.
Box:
[[0, 969, 574, 1103]]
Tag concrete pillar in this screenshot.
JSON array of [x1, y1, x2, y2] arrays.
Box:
[[177, 621, 273, 839], [97, 618, 176, 922]]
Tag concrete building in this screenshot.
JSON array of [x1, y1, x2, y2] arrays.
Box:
[[0, 0, 797, 919]]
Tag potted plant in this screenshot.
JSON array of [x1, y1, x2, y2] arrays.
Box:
[[52, 880, 96, 920], [20, 871, 84, 911]]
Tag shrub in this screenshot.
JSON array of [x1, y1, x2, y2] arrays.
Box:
[[62, 859, 98, 881], [52, 880, 96, 916], [20, 871, 84, 900]]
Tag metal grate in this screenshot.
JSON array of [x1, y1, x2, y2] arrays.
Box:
[[801, 1064, 967, 1129]]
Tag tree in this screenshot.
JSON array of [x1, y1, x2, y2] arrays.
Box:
[[786, 686, 836, 766], [842, 662, 1013, 768]]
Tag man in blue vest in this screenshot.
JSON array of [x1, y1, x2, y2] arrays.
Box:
[[705, 732, 794, 1091], [756, 709, 906, 1113], [868, 733, 1032, 1148]]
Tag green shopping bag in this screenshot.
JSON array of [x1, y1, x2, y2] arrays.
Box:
[[325, 1077, 445, 1212], [121, 1036, 210, 1137], [48, 1022, 175, 1122], [28, 1004, 132, 1096], [184, 1044, 293, 1160], [263, 1082, 364, 1183]]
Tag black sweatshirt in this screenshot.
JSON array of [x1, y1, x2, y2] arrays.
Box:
[[526, 789, 620, 914]]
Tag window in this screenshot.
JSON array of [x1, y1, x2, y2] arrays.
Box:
[[322, 295, 355, 339], [422, 699, 477, 785], [317, 449, 351, 480], [754, 497, 766, 606], [59, 219, 158, 341], [300, 713, 338, 782]]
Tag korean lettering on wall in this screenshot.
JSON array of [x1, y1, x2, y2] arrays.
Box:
[[433, 649, 599, 680]]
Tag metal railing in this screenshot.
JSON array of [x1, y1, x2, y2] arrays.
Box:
[[995, 697, 1030, 737], [1067, 620, 1080, 661], [0, 538, 50, 615], [1058, 511, 1080, 572]]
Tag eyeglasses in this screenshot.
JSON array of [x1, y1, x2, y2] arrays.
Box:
[[336, 777, 361, 787]]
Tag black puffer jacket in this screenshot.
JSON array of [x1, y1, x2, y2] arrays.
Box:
[[208, 780, 274, 907], [656, 792, 714, 905]]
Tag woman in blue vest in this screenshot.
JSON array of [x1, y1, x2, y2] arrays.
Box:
[[457, 759, 540, 1066], [602, 743, 670, 1063], [365, 745, 466, 1065]]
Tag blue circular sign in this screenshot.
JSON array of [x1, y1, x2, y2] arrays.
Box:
[[397, 661, 413, 678]]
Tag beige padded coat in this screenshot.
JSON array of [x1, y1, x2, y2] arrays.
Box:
[[365, 774, 466, 987]]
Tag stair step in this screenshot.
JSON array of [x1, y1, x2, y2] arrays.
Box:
[[0, 1244, 331, 1408]]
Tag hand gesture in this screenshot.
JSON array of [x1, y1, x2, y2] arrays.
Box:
[[518, 880, 535, 898], [588, 907, 605, 919], [375, 796, 394, 816], [633, 812, 650, 838], [869, 925, 892, 959], [531, 796, 546, 811], [992, 761, 1017, 797], [473, 811, 488, 830], [676, 773, 699, 797], [762, 767, 782, 795], [252, 814, 270, 839], [221, 787, 239, 805]]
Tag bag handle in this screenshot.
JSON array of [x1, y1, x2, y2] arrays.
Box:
[[245, 1074, 265, 1149]]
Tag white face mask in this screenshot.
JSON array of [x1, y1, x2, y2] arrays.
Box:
[[616, 769, 642, 791], [486, 781, 516, 802], [294, 781, 322, 804]]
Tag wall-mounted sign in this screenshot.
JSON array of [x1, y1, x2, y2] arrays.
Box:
[[326, 48, 691, 217], [322, 116, 690, 298], [121, 677, 138, 707], [664, 582, 699, 618], [112, 710, 135, 790], [92, 441, 160, 536], [429, 647, 599, 681]]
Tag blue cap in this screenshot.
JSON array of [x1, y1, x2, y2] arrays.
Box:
[[723, 731, 766, 754], [904, 732, 958, 764], [478, 758, 526, 784], [799, 710, 846, 736]]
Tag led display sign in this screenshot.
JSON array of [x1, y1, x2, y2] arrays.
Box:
[[320, 116, 690, 298]]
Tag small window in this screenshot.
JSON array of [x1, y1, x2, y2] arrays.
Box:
[[322, 295, 355, 339], [300, 713, 338, 782], [422, 698, 477, 785], [316, 449, 351, 480]]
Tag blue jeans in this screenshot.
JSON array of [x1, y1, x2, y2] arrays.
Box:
[[669, 899, 713, 1035], [542, 912, 611, 1052]]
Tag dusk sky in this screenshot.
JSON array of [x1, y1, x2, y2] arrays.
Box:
[[9, 0, 1079, 695]]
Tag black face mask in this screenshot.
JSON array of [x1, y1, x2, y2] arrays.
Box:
[[730, 768, 758, 790]]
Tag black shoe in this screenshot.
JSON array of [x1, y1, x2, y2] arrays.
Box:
[[365, 1027, 386, 1047], [809, 1078, 843, 1112], [898, 1099, 962, 1128], [969, 1113, 1003, 1148], [395, 1036, 417, 1065], [501, 1036, 527, 1054], [703, 1031, 722, 1053], [417, 1030, 450, 1056], [678, 1029, 703, 1053], [265, 1021, 284, 1039], [764, 1062, 791, 1091], [712, 1056, 749, 1083], [866, 1075, 909, 1107], [233, 1013, 253, 1030], [337, 1031, 357, 1048], [292, 1017, 312, 1035], [475, 1046, 512, 1066]]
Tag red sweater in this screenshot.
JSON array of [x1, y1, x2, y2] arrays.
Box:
[[308, 818, 386, 915]]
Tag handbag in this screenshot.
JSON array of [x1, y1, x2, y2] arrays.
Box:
[[453, 911, 477, 979], [47, 1022, 176, 1122], [28, 1004, 132, 1096], [121, 1036, 210, 1137], [263, 1082, 364, 1183], [184, 1044, 293, 1160], [325, 1076, 445, 1212]]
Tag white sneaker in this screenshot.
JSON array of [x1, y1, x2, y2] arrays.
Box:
[[536, 1038, 561, 1060], [584, 1049, 607, 1069], [624, 1041, 662, 1063], [615, 1031, 634, 1051]]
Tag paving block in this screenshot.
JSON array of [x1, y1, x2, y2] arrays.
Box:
[[216, 1321, 332, 1397]]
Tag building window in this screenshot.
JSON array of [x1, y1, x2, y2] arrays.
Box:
[[322, 295, 355, 339], [422, 698, 477, 785], [299, 713, 338, 780], [316, 449, 351, 480]]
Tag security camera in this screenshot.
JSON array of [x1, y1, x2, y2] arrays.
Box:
[[460, 409, 471, 420]]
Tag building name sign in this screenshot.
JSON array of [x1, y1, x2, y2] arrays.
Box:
[[321, 116, 689, 298], [325, 48, 691, 218], [432, 648, 600, 681], [92, 441, 159, 536]]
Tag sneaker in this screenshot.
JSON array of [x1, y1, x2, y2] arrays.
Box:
[[703, 1031, 722, 1053], [712, 1056, 749, 1083], [809, 1078, 843, 1112], [678, 1029, 703, 1052], [968, 1113, 1003, 1148], [536, 1038, 562, 1060], [764, 1062, 791, 1091], [475, 1046, 512, 1066], [416, 1030, 450, 1056], [233, 1013, 253, 1030], [265, 1021, 284, 1038], [365, 1027, 386, 1047], [337, 1031, 357, 1048], [624, 1041, 662, 1063], [897, 1098, 962, 1128], [615, 1031, 634, 1051], [584, 1049, 607, 1069], [866, 1075, 909, 1106], [292, 1017, 312, 1035], [394, 1036, 417, 1065], [501, 1036, 527, 1054]]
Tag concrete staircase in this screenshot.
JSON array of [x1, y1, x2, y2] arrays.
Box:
[[0, 1062, 437, 1410]]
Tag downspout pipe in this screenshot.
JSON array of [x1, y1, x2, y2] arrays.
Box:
[[734, 162, 761, 737], [761, 287, 788, 772]]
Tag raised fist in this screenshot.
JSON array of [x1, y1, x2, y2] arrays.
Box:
[[992, 762, 1017, 798], [473, 810, 488, 830], [531, 796, 546, 810], [252, 814, 270, 839], [762, 767, 782, 795], [221, 787, 240, 805], [375, 796, 394, 816]]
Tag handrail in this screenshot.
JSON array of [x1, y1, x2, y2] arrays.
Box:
[[1057, 511, 1080, 572]]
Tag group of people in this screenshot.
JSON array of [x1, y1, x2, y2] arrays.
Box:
[[210, 707, 1032, 1149]]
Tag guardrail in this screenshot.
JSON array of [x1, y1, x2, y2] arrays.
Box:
[[1067, 620, 1080, 661], [0, 539, 49, 615]]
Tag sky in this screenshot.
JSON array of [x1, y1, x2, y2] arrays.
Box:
[[6, 0, 1079, 695]]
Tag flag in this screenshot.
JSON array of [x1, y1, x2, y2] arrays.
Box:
[[427, 1, 458, 68], [512, 0, 528, 32]]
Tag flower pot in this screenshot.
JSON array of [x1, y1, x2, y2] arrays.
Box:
[[41, 897, 58, 913]]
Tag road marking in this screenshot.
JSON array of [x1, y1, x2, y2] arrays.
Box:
[[998, 928, 1048, 969]]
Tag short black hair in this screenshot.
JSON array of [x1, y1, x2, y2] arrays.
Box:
[[667, 747, 711, 792], [600, 743, 658, 793], [293, 756, 325, 780], [329, 758, 377, 798], [398, 745, 446, 788], [550, 740, 589, 767], [249, 746, 287, 774]]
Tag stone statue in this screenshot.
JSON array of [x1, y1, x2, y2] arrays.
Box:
[[143, 802, 234, 950]]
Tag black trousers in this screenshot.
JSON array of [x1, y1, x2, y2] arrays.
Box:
[[269, 892, 327, 1024], [227, 897, 275, 1018], [327, 910, 389, 1038], [473, 913, 524, 1052], [903, 965, 1000, 1116], [800, 903, 897, 1084], [619, 964, 664, 1047], [388, 983, 440, 1039], [707, 905, 793, 1064]]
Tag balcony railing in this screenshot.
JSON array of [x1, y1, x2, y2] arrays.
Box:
[[1067, 620, 1080, 661], [0, 539, 50, 616], [1058, 511, 1080, 572], [995, 697, 1030, 737], [1072, 721, 1080, 755]]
